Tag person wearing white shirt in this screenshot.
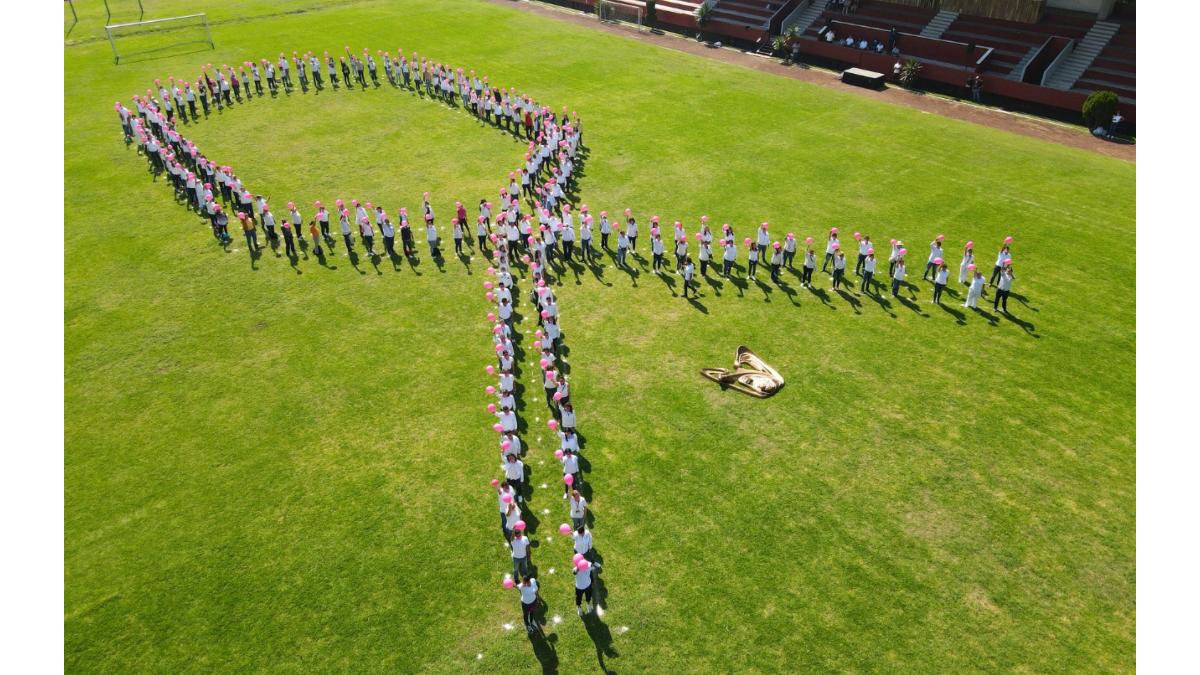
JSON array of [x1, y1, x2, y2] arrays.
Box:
[[990, 245, 1011, 286], [426, 222, 439, 258], [574, 560, 594, 615], [992, 264, 1014, 312], [503, 502, 521, 544], [559, 402, 576, 431], [698, 241, 712, 277], [769, 245, 784, 284], [756, 223, 771, 258], [496, 408, 517, 433], [580, 215, 594, 262], [856, 235, 872, 275], [722, 239, 738, 277], [747, 245, 760, 280], [616, 230, 629, 268], [517, 577, 540, 633], [802, 246, 816, 287], [501, 431, 522, 458], [497, 483, 516, 532], [503, 453, 525, 496], [932, 261, 950, 304], [891, 258, 906, 298], [831, 250, 847, 290], [651, 232, 666, 272], [783, 234, 797, 269], [924, 240, 944, 281], [510, 531, 531, 582], [498, 298, 513, 324], [560, 430, 580, 453], [599, 212, 611, 249], [959, 245, 974, 285], [860, 249, 877, 294], [568, 490, 588, 529], [682, 257, 696, 297], [965, 269, 986, 309], [823, 232, 839, 272], [561, 449, 580, 497], [625, 215, 638, 251]]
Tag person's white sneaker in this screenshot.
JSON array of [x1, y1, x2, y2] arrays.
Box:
[[562, 492, 568, 500], [577, 607, 584, 616]]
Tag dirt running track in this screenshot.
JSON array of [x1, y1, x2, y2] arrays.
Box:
[[487, 0, 1135, 163]]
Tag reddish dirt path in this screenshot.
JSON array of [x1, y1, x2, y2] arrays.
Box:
[[486, 0, 1135, 162]]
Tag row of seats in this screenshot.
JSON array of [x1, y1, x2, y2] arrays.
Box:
[[710, 1, 779, 30], [940, 9, 1093, 76], [1076, 21, 1135, 102]]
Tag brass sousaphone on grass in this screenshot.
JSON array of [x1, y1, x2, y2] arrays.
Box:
[[700, 346, 784, 398]]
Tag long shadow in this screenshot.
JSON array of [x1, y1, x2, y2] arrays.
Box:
[[862, 288, 896, 317], [703, 272, 724, 297], [753, 277, 775, 302], [807, 285, 834, 308], [971, 306, 1002, 326], [835, 288, 862, 314], [727, 273, 748, 298], [1008, 292, 1039, 312], [894, 294, 928, 317], [686, 296, 709, 313], [405, 254, 423, 276], [581, 612, 619, 675], [527, 621, 559, 674], [936, 301, 967, 325], [1000, 309, 1039, 337], [656, 270, 679, 296]]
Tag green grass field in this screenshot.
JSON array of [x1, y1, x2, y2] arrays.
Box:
[[65, 0, 1136, 671]]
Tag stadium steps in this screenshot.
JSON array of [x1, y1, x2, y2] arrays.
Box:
[[1003, 44, 1041, 80], [711, 0, 776, 29], [782, 0, 825, 35], [919, 9, 958, 39], [1043, 20, 1120, 90]]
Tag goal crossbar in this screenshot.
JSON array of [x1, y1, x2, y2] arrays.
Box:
[[105, 13, 214, 65]]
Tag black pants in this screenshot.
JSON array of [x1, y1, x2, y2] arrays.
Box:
[[454, 237, 463, 254], [771, 264, 781, 283], [994, 288, 1010, 311], [563, 241, 574, 260], [244, 230, 258, 250], [990, 265, 1003, 285], [283, 231, 296, 256], [545, 387, 557, 408], [822, 252, 834, 272], [748, 260, 758, 277], [933, 282, 946, 303], [832, 268, 844, 288], [856, 254, 866, 275], [575, 585, 593, 607], [187, 101, 197, 117], [363, 235, 375, 255], [682, 277, 694, 297], [924, 262, 937, 280], [653, 252, 664, 271], [477, 234, 487, 250], [783, 251, 795, 268], [891, 279, 901, 297], [312, 71, 322, 88], [861, 271, 874, 293], [700, 259, 709, 276], [601, 232, 609, 249], [628, 235, 637, 251], [384, 235, 396, 256], [522, 600, 538, 630]]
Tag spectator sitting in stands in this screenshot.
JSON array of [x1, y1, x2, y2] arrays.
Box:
[[891, 45, 901, 56], [858, 39, 869, 50], [844, 36, 855, 47], [825, 29, 836, 43], [873, 40, 885, 53]]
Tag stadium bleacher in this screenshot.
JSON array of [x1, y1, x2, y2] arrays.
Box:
[[1075, 20, 1135, 103]]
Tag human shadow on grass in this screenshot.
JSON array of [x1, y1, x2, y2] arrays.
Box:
[[935, 301, 967, 325], [894, 294, 928, 317], [703, 272, 724, 297], [581, 611, 619, 675], [1008, 292, 1039, 313], [726, 273, 749, 298], [1000, 310, 1039, 337], [806, 285, 834, 309], [835, 288, 862, 314], [753, 277, 775, 302], [655, 270, 679, 297], [969, 306, 1001, 326], [527, 615, 559, 675]]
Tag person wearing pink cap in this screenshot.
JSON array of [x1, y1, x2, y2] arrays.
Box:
[[783, 234, 797, 269], [625, 212, 639, 252], [770, 242, 784, 283], [651, 230, 665, 272], [993, 263, 1015, 312], [280, 213, 298, 258], [860, 248, 877, 294], [682, 256, 696, 297], [722, 238, 737, 278], [599, 211, 611, 250], [338, 208, 354, 253], [313, 202, 331, 244], [698, 237, 712, 277], [756, 222, 771, 258], [616, 228, 629, 268], [674, 235, 689, 273], [747, 241, 760, 280]]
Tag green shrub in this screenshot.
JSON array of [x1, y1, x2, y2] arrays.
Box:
[[899, 59, 922, 87], [1082, 90, 1119, 129]]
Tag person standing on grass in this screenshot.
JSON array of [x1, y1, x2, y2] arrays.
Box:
[[965, 266, 985, 309], [994, 263, 1014, 312], [238, 212, 258, 251], [832, 249, 848, 289], [314, 201, 331, 245], [497, 481, 516, 530], [719, 239, 735, 278], [503, 501, 521, 545], [310, 52, 322, 89], [399, 209, 416, 257], [359, 216, 377, 256], [510, 529, 531, 582], [756, 222, 771, 259], [580, 213, 595, 262], [561, 449, 581, 497], [823, 228, 840, 273], [616, 228, 630, 268], [856, 234, 871, 275], [518, 576, 540, 634], [682, 256, 697, 297], [452, 217, 465, 255], [698, 238, 712, 277], [309, 220, 323, 256], [959, 242, 974, 285], [860, 248, 877, 294], [625, 210, 639, 252], [651, 230, 665, 272], [339, 208, 354, 253], [569, 490, 588, 530], [932, 260, 949, 304], [770, 243, 783, 283], [891, 255, 906, 298], [675, 236, 689, 273], [380, 215, 396, 257], [924, 236, 944, 281], [747, 241, 761, 280], [990, 244, 1011, 286], [280, 216, 297, 257], [599, 211, 611, 250], [425, 219, 440, 259], [559, 402, 576, 432], [574, 559, 595, 616], [504, 449, 528, 497]]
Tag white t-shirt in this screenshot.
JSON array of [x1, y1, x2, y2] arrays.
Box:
[[511, 535, 529, 558], [569, 496, 587, 519], [519, 579, 538, 604], [573, 530, 592, 554], [574, 567, 592, 590]]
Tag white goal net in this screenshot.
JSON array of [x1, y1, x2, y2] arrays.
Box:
[[105, 13, 214, 64], [597, 1, 644, 26]]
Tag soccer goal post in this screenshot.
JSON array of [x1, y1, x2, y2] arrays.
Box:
[[597, 0, 644, 27], [105, 13, 214, 65]]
